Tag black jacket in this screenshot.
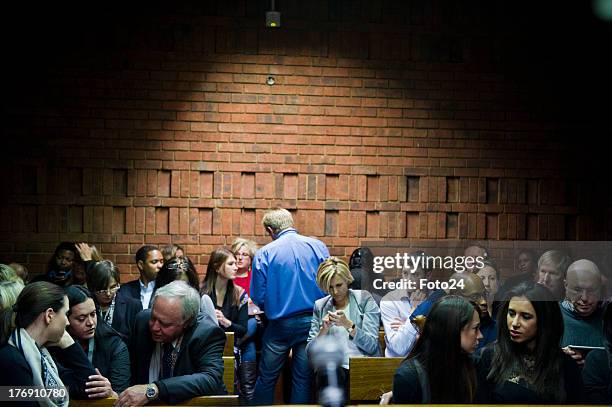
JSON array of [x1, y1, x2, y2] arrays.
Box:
[[0, 341, 96, 405], [129, 309, 226, 403], [583, 349, 612, 403], [107, 289, 141, 341], [91, 321, 131, 393], [118, 279, 143, 308], [209, 288, 248, 338], [475, 345, 584, 404]]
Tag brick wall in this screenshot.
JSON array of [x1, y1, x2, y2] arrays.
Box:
[[1, 0, 611, 279]]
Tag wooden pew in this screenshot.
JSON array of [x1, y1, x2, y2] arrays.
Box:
[[378, 329, 386, 355], [223, 355, 235, 395], [69, 395, 239, 406], [348, 356, 403, 403], [224, 331, 234, 356]]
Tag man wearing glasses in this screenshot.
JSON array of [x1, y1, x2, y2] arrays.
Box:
[[116, 281, 225, 406]]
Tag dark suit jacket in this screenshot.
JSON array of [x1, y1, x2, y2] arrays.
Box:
[[111, 289, 142, 341], [0, 341, 96, 404], [129, 309, 226, 403], [118, 278, 142, 307]]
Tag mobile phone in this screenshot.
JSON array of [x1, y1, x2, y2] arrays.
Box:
[[567, 345, 604, 351]]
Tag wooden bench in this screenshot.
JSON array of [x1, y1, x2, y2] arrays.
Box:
[[223, 355, 235, 395], [378, 329, 386, 355], [69, 395, 239, 406], [348, 356, 403, 403], [224, 331, 234, 356]]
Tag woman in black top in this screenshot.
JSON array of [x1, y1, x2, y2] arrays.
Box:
[[201, 248, 248, 338], [476, 282, 584, 403], [393, 295, 483, 403], [65, 285, 130, 395]]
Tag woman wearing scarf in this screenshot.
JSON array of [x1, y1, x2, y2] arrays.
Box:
[[0, 282, 96, 406]]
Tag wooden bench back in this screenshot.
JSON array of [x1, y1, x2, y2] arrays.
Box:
[[348, 356, 403, 403], [223, 355, 235, 394], [224, 331, 234, 357], [69, 394, 239, 406]]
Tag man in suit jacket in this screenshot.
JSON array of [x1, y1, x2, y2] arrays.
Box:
[[116, 281, 226, 406], [118, 245, 164, 310]]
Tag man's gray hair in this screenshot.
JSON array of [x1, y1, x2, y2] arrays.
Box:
[[152, 280, 200, 323], [262, 208, 294, 232]]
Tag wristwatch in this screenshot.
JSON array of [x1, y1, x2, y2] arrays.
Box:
[[145, 384, 158, 400], [347, 323, 356, 337]]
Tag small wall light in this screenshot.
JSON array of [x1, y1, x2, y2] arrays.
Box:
[[266, 76, 276, 86]]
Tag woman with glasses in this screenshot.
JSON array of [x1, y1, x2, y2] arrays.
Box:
[[86, 260, 141, 342], [231, 238, 259, 402], [65, 285, 130, 396], [231, 238, 258, 296]]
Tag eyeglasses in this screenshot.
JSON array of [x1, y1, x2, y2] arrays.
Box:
[[235, 253, 250, 258], [95, 284, 120, 296], [166, 258, 189, 271]]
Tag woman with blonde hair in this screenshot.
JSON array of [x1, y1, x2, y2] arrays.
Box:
[[230, 237, 259, 402], [231, 238, 258, 296], [0, 280, 25, 310], [307, 257, 381, 397]]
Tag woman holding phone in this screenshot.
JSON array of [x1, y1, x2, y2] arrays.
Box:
[[476, 282, 584, 403], [307, 257, 381, 396]]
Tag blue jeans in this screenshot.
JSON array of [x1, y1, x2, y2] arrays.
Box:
[[253, 314, 312, 404], [240, 317, 259, 362]]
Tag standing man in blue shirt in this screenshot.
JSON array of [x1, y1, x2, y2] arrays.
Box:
[[250, 208, 329, 404]]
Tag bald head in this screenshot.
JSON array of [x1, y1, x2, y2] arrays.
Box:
[[449, 272, 488, 315], [565, 259, 603, 317]]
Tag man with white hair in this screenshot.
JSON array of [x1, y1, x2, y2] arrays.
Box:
[[116, 281, 225, 406], [561, 259, 605, 365], [251, 208, 329, 404]]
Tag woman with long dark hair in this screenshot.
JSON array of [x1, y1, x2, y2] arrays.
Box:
[[155, 256, 200, 290], [0, 282, 96, 406], [392, 295, 483, 403], [155, 256, 217, 323], [64, 285, 130, 395], [201, 248, 249, 398], [476, 281, 583, 403], [201, 248, 248, 336]]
